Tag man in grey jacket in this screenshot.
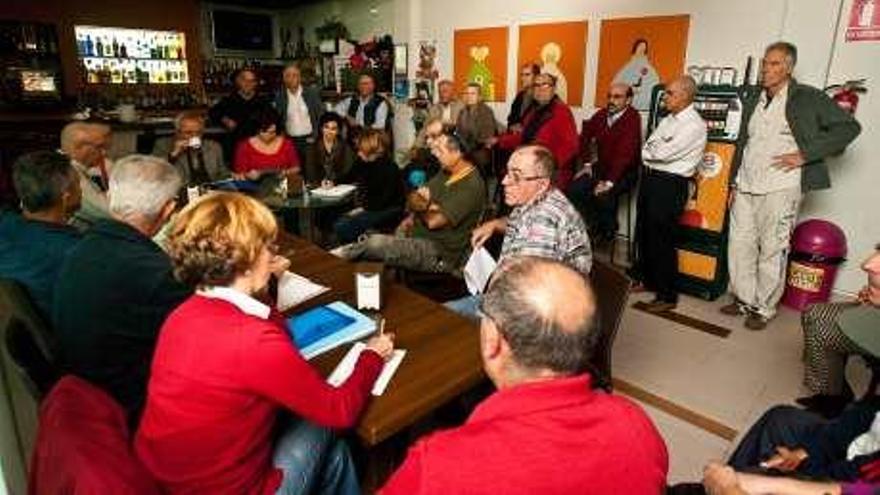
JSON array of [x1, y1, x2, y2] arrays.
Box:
[[723, 41, 861, 330], [152, 111, 229, 187], [273, 62, 324, 162]]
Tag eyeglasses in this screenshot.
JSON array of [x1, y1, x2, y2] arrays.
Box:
[[505, 170, 549, 184], [266, 242, 280, 255], [535, 82, 554, 88]]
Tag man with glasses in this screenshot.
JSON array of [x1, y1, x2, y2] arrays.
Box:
[[382, 257, 668, 494], [61, 121, 113, 230], [507, 63, 540, 131], [568, 83, 642, 247], [490, 73, 578, 191], [447, 145, 591, 318], [152, 111, 229, 187], [333, 132, 485, 274], [723, 41, 861, 330]]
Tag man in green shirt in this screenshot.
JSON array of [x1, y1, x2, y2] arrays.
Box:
[[333, 133, 486, 273]]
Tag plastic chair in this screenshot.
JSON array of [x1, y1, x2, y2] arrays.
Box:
[[589, 260, 633, 391]]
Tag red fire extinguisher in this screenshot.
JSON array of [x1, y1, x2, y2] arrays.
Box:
[[825, 79, 868, 115]]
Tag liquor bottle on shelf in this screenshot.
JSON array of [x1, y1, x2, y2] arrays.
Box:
[[112, 37, 119, 57], [119, 37, 128, 58], [95, 37, 103, 58], [104, 35, 113, 57]]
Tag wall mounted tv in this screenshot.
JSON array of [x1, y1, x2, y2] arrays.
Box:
[[211, 9, 275, 56]]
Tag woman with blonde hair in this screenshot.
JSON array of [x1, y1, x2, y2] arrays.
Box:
[[333, 128, 404, 244], [135, 192, 394, 494]]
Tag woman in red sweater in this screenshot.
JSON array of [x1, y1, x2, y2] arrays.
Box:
[[135, 192, 394, 494], [233, 107, 302, 180]]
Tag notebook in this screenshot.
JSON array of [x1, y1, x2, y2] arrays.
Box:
[[327, 342, 406, 396], [287, 302, 377, 359], [276, 271, 329, 311], [311, 184, 357, 199]]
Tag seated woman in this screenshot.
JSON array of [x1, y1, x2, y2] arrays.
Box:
[[233, 107, 301, 181], [333, 129, 405, 244], [799, 246, 880, 417], [304, 112, 354, 186], [135, 192, 394, 494]]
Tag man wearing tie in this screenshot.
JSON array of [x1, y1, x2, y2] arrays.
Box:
[[60, 122, 112, 231]]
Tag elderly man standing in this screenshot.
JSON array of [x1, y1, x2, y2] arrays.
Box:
[[447, 145, 592, 318], [492, 73, 579, 191], [273, 62, 324, 162], [723, 42, 861, 330], [427, 79, 463, 127], [61, 122, 112, 230], [568, 82, 642, 246], [507, 63, 540, 131], [53, 155, 190, 418], [334, 133, 486, 274], [381, 257, 668, 494], [335, 73, 390, 132], [209, 68, 271, 157], [637, 76, 707, 313], [152, 111, 229, 187]]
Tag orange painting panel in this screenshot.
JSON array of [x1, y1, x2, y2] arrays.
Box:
[[518, 21, 588, 106], [595, 15, 690, 111], [454, 27, 509, 102]]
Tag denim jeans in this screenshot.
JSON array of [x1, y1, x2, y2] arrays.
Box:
[[444, 294, 482, 321], [273, 419, 360, 495], [333, 207, 403, 245]]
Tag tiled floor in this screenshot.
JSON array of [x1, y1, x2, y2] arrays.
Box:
[[611, 288, 870, 483]]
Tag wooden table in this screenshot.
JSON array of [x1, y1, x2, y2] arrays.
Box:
[[280, 236, 484, 447]]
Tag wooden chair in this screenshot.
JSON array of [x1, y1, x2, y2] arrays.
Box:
[[589, 260, 633, 391]]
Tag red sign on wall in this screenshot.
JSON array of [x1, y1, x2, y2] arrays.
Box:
[[847, 0, 880, 42]]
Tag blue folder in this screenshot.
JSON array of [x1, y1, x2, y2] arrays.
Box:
[[287, 302, 377, 359], [204, 179, 260, 193]]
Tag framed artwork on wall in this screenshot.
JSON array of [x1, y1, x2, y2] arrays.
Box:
[[453, 26, 508, 102], [595, 14, 690, 111], [518, 21, 588, 106]]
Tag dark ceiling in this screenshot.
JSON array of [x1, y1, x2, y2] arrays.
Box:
[[208, 0, 320, 8]]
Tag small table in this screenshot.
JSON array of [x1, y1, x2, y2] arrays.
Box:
[[280, 188, 356, 243]]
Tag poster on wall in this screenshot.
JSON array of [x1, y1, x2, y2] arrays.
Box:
[[595, 15, 690, 111], [518, 21, 588, 106], [454, 27, 509, 102], [846, 0, 880, 42]]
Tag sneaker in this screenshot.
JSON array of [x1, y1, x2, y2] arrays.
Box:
[[744, 311, 768, 330], [643, 299, 677, 314], [720, 301, 746, 316]]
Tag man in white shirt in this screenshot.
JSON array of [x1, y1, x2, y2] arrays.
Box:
[[334, 74, 390, 132], [427, 80, 464, 126], [60, 122, 113, 231], [636, 75, 707, 313], [273, 63, 324, 163]]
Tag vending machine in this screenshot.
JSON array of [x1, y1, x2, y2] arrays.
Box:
[[646, 83, 751, 300]]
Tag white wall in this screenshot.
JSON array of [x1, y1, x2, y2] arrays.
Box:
[[409, 0, 876, 293], [800, 0, 880, 293]]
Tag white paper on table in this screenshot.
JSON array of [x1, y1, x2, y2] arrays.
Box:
[[327, 342, 406, 396], [463, 247, 497, 295], [311, 184, 357, 198], [277, 271, 330, 311]]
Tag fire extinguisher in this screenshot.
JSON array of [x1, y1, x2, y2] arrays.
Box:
[[824, 79, 868, 115]]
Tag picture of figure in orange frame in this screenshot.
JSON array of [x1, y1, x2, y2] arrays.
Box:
[[454, 27, 508, 102], [518, 21, 588, 106], [595, 15, 690, 111]]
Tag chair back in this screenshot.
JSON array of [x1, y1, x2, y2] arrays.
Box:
[[589, 260, 632, 391], [0, 278, 58, 398]]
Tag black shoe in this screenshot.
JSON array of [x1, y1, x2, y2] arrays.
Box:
[[795, 393, 853, 419], [643, 299, 677, 314]]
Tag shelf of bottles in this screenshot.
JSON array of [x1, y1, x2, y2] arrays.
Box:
[[75, 26, 189, 85]]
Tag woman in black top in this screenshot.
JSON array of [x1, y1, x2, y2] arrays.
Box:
[[333, 129, 404, 244], [304, 113, 354, 185]]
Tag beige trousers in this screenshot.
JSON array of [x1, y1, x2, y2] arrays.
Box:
[[728, 188, 802, 319]]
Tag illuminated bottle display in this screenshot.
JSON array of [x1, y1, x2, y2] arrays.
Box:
[[75, 26, 188, 85]]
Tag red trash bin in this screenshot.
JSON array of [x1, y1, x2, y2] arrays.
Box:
[[782, 219, 847, 311]]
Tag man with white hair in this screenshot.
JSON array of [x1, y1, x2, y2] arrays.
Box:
[[152, 111, 229, 187], [53, 154, 191, 419], [61, 121, 112, 230]]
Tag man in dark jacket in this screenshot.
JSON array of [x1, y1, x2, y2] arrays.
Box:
[[209, 68, 272, 158], [567, 82, 642, 245], [53, 155, 191, 419], [273, 62, 324, 163], [722, 41, 861, 330]]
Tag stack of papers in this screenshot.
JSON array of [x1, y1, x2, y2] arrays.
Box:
[[287, 302, 376, 359], [327, 342, 406, 396], [311, 184, 357, 198], [463, 247, 497, 295], [277, 271, 329, 311]]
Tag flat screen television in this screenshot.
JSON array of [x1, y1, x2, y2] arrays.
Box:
[[212, 9, 275, 56]]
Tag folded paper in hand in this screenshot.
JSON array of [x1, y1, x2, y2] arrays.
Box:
[[463, 247, 497, 295], [277, 271, 329, 311], [287, 302, 376, 359], [327, 342, 406, 396], [311, 184, 357, 199]]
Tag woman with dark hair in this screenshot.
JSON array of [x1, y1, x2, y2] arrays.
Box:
[[232, 107, 301, 180], [135, 192, 394, 494], [333, 129, 404, 244], [613, 37, 659, 111], [304, 112, 354, 186]]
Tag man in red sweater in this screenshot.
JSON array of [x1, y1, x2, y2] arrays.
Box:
[[380, 256, 668, 495], [568, 82, 643, 245], [491, 73, 579, 191]]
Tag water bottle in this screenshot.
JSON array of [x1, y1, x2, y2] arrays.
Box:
[[302, 185, 310, 206]]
